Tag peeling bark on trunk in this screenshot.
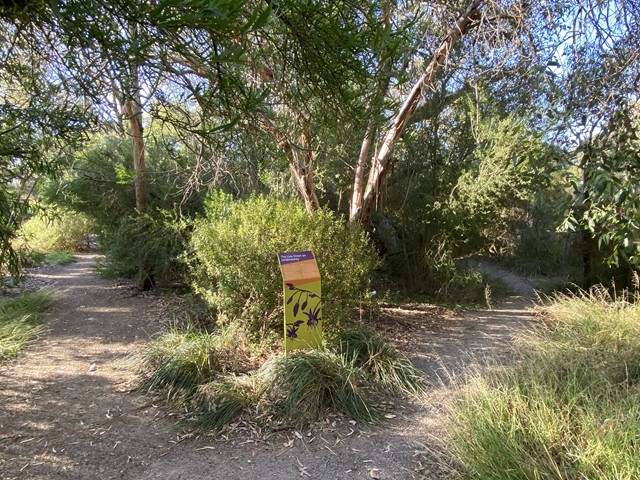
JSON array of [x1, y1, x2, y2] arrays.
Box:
[[350, 0, 483, 228], [273, 123, 320, 213], [261, 113, 320, 213], [125, 93, 147, 214]]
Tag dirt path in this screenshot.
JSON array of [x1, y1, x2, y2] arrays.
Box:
[[1, 255, 537, 479], [0, 254, 173, 480]]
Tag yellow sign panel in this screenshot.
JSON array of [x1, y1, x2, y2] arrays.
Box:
[[278, 251, 322, 354]]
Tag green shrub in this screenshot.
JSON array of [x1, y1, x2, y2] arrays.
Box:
[[16, 248, 46, 269], [445, 287, 640, 479], [97, 210, 190, 289], [18, 208, 93, 252], [190, 195, 379, 337]]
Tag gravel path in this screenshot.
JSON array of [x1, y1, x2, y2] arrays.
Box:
[[0, 255, 537, 479]]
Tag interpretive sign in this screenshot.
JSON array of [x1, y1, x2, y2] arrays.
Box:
[[277, 251, 322, 354]]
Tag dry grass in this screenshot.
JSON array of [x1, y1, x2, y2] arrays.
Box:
[[0, 289, 55, 362], [444, 285, 640, 479]]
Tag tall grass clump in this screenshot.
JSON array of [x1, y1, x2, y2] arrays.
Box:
[[445, 286, 640, 479], [259, 349, 380, 425], [191, 376, 257, 433], [138, 321, 255, 403], [330, 328, 426, 396], [0, 289, 55, 361], [190, 194, 379, 337], [137, 321, 422, 433]]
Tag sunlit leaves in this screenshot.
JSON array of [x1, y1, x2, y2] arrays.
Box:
[[565, 105, 640, 268]]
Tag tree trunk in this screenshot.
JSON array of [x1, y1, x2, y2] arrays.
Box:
[[278, 126, 320, 213], [350, 119, 375, 218], [350, 0, 483, 227], [267, 115, 320, 213], [125, 20, 147, 215], [125, 20, 151, 290], [349, 0, 393, 223], [125, 92, 147, 214]]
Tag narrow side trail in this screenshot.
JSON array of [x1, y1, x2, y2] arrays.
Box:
[[1, 256, 538, 480], [393, 259, 538, 383]]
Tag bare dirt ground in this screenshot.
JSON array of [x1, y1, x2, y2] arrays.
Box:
[[0, 254, 537, 480]]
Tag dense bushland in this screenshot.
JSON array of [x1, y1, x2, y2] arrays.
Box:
[[46, 135, 203, 288], [190, 195, 380, 337], [133, 194, 424, 433], [17, 208, 93, 253]]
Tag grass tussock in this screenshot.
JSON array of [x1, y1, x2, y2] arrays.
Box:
[[137, 320, 256, 403], [331, 328, 426, 397], [0, 289, 55, 361], [191, 376, 257, 432], [137, 321, 424, 433], [445, 286, 640, 479], [259, 349, 380, 426], [44, 251, 77, 265], [18, 249, 77, 268]]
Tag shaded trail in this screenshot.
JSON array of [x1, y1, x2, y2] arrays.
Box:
[[1, 256, 538, 479], [0, 254, 173, 479]]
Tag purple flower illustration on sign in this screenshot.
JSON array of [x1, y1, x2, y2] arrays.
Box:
[[303, 304, 321, 327], [286, 320, 304, 339], [285, 285, 322, 339], [286, 285, 321, 323]]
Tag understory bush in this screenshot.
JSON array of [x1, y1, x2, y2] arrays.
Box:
[[190, 195, 379, 337], [97, 210, 190, 289], [378, 228, 504, 306], [445, 286, 640, 479], [17, 208, 93, 252], [137, 323, 424, 433]]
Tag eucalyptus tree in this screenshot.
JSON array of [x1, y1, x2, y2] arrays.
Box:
[[0, 9, 90, 279], [0, 0, 271, 283], [546, 0, 640, 281], [226, 0, 381, 212], [228, 0, 556, 225], [48, 0, 270, 213], [346, 0, 640, 232], [2, 0, 271, 208]]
